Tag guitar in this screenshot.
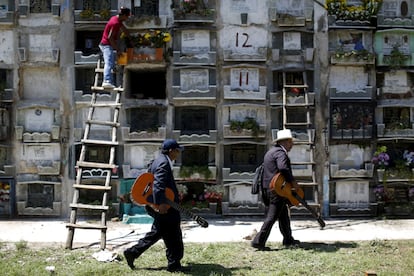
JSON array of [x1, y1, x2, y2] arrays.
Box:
[[130, 172, 209, 228], [270, 173, 326, 228]]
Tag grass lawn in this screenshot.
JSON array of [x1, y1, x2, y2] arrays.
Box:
[[1, 239, 413, 275]]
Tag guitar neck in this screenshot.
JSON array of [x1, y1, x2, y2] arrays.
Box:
[[293, 194, 326, 228], [166, 199, 209, 228]]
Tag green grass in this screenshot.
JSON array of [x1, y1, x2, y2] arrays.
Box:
[[0, 240, 413, 275]]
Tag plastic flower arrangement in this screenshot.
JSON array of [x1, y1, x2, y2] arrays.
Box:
[[146, 30, 171, 48], [373, 185, 386, 201], [372, 146, 390, 170], [373, 185, 394, 202], [403, 150, 414, 168], [122, 33, 149, 48], [122, 30, 171, 48], [176, 184, 188, 202], [182, 0, 199, 13], [325, 0, 382, 21], [203, 185, 224, 203]]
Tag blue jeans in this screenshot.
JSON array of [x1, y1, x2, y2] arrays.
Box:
[[99, 44, 114, 84]]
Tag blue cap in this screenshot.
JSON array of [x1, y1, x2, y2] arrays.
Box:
[[162, 139, 183, 151]]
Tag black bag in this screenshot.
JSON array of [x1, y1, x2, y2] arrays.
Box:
[[251, 163, 264, 194]]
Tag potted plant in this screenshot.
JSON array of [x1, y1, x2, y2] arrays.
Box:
[[230, 117, 261, 136], [384, 44, 409, 70], [149, 30, 171, 60]]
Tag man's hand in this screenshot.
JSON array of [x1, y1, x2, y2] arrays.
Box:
[[158, 203, 169, 214], [292, 181, 300, 191]]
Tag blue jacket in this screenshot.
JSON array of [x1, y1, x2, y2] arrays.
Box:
[[148, 153, 180, 205]]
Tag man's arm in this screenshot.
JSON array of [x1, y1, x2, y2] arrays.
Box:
[[107, 28, 119, 51], [276, 151, 299, 190], [152, 160, 170, 214], [120, 24, 130, 38]]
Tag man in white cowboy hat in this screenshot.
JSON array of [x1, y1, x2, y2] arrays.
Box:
[[251, 128, 300, 250]]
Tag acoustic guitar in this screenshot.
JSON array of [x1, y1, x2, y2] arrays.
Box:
[[270, 173, 326, 228], [130, 172, 209, 228]]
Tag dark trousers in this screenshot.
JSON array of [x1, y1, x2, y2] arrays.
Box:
[[126, 208, 184, 268], [252, 190, 293, 246]]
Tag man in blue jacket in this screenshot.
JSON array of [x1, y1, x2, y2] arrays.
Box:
[[124, 139, 186, 272]]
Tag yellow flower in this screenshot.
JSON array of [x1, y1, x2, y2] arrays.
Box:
[[163, 33, 171, 43]]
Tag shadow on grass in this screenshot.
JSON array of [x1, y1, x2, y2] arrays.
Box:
[[141, 263, 234, 275], [286, 241, 358, 252]]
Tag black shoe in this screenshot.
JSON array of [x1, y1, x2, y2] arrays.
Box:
[[251, 242, 271, 251], [123, 250, 135, 270], [283, 238, 300, 247]]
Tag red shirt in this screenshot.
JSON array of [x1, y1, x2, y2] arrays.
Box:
[[100, 16, 123, 45]]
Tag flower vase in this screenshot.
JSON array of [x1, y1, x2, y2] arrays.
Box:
[[377, 169, 385, 182], [155, 48, 163, 61]]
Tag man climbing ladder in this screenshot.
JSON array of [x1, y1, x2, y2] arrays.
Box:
[[99, 7, 131, 89]]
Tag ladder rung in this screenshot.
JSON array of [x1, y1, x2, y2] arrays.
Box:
[[294, 141, 314, 145], [292, 161, 315, 165], [77, 161, 116, 169], [283, 84, 308, 88], [297, 182, 318, 186], [81, 139, 118, 146], [66, 223, 107, 230], [285, 103, 313, 107], [70, 203, 109, 211], [73, 184, 112, 191], [285, 122, 311, 126], [95, 68, 104, 73], [85, 119, 120, 127], [91, 86, 124, 92], [90, 103, 122, 108]]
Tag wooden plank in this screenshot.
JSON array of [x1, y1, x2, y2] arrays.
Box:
[[66, 223, 107, 230], [85, 119, 120, 127], [73, 184, 112, 191], [70, 203, 109, 211], [81, 139, 118, 146], [76, 161, 116, 169]]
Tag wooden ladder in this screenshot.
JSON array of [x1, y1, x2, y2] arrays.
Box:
[[281, 70, 320, 213], [66, 59, 123, 250]]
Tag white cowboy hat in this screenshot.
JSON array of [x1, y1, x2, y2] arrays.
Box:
[[275, 129, 294, 142]]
